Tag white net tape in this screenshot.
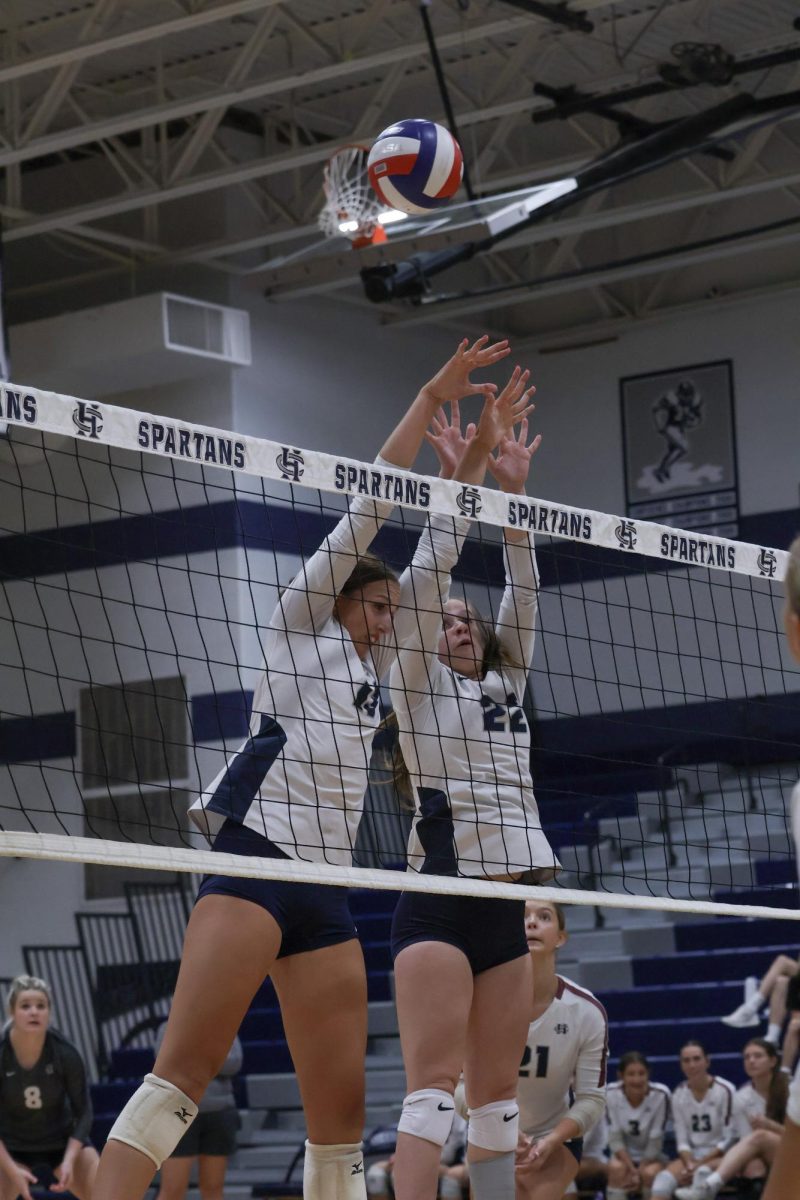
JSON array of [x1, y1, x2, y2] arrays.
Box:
[[1, 831, 798, 921], [0, 381, 787, 580]]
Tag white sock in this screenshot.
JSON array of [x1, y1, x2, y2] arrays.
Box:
[[742, 987, 766, 1014], [766, 1022, 782, 1044], [606, 1189, 629, 1200], [303, 1140, 366, 1200], [705, 1171, 723, 1194]]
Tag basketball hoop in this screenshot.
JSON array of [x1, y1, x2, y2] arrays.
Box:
[[318, 144, 389, 247]]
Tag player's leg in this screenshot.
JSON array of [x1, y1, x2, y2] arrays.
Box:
[[651, 1158, 686, 1198], [676, 1131, 781, 1199], [93, 894, 283, 1200], [196, 1154, 228, 1200], [271, 937, 369, 1196], [723, 953, 799, 1027], [391, 940, 474, 1200], [767, 975, 789, 1044], [606, 1153, 636, 1197], [64, 1144, 100, 1199], [462, 953, 532, 1200], [515, 1143, 578, 1200], [154, 1154, 194, 1200]]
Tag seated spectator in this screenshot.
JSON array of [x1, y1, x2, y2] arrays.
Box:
[[154, 1023, 242, 1200], [0, 974, 98, 1200], [674, 1037, 787, 1199], [366, 1113, 467, 1199], [721, 952, 800, 1045], [605, 1051, 670, 1199], [650, 1041, 735, 1199]]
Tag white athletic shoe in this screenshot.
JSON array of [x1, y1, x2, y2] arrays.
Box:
[[675, 1166, 719, 1200], [721, 1001, 761, 1028]]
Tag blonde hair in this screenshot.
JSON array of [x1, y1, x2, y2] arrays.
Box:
[[6, 974, 52, 1015], [786, 536, 800, 616]]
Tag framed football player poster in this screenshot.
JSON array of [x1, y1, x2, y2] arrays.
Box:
[[619, 359, 739, 537]]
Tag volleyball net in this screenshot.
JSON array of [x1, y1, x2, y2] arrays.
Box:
[[1, 381, 798, 920]]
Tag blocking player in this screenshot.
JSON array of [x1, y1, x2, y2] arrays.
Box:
[[388, 384, 558, 1200], [91, 336, 511, 1200]]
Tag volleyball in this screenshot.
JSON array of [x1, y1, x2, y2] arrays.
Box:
[[367, 118, 464, 215]]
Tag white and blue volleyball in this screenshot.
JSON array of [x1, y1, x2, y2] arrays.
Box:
[[367, 119, 464, 215]]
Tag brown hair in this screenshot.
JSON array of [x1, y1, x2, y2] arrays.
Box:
[[458, 599, 519, 678], [680, 1039, 709, 1060], [786, 536, 800, 617], [619, 1050, 650, 1076], [744, 1037, 789, 1123], [338, 553, 400, 598]]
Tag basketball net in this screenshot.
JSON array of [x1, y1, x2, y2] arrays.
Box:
[[318, 144, 389, 247]]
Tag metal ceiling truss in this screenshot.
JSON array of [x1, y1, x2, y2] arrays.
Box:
[[1, 0, 798, 331]]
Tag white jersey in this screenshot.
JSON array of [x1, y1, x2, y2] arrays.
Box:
[[390, 514, 558, 878], [582, 1113, 609, 1160], [517, 976, 608, 1140], [191, 490, 405, 864], [731, 1082, 766, 1140], [606, 1081, 670, 1161], [671, 1077, 735, 1156]]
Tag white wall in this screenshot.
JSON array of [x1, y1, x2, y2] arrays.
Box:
[[230, 285, 800, 519], [514, 289, 800, 518]]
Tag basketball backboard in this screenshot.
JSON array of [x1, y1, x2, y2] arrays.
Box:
[[247, 176, 578, 300]]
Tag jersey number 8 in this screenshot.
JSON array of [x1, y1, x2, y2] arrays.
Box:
[[24, 1086, 43, 1110]]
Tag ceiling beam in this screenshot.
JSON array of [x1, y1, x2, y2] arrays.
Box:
[[0, 0, 699, 170], [0, 14, 535, 169], [0, 0, 282, 87], [384, 222, 800, 326]]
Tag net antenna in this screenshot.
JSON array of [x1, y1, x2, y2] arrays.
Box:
[[318, 143, 391, 248]]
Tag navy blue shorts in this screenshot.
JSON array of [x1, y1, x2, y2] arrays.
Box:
[[565, 1137, 583, 1164], [390, 890, 527, 975], [196, 820, 357, 959]]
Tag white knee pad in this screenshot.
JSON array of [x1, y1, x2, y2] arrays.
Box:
[[365, 1162, 390, 1197], [652, 1168, 678, 1197], [304, 1140, 366, 1200], [467, 1099, 519, 1153], [107, 1073, 198, 1169], [397, 1089, 456, 1147]]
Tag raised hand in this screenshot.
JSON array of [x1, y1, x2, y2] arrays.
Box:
[[487, 417, 542, 495], [422, 335, 511, 408], [473, 366, 536, 454], [425, 399, 477, 479]]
